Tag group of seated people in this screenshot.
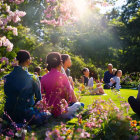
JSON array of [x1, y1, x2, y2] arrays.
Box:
[[81, 68, 105, 95], [3, 50, 140, 128], [3, 50, 84, 127], [103, 63, 122, 90]]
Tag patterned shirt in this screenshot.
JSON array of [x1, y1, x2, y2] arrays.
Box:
[[41, 68, 74, 117]]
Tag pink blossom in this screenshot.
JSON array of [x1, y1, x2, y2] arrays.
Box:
[[13, 27, 18, 36], [0, 57, 9, 64], [46, 14, 52, 18], [6, 43, 13, 52]]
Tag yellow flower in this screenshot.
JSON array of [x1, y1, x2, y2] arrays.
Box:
[[81, 84, 85, 91], [66, 129, 71, 134], [97, 110, 100, 115], [130, 120, 137, 127], [78, 118, 82, 124]]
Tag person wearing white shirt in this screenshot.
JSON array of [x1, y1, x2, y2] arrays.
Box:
[[109, 70, 122, 90]]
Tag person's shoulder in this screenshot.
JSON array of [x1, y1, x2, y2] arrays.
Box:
[[67, 68, 70, 72], [89, 77, 93, 80], [41, 73, 48, 81], [114, 76, 120, 81], [104, 71, 109, 74]]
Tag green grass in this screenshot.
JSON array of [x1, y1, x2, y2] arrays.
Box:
[[33, 88, 140, 139], [1, 88, 140, 139], [79, 88, 139, 120]]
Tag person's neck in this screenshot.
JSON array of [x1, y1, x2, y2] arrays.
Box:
[[84, 75, 89, 78], [19, 64, 25, 67], [63, 65, 68, 71], [19, 64, 28, 69], [56, 67, 61, 72], [109, 70, 112, 74]]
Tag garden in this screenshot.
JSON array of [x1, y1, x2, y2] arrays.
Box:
[[0, 0, 140, 139]]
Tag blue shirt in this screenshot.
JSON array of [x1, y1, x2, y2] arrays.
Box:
[[4, 66, 42, 113], [103, 71, 114, 84]]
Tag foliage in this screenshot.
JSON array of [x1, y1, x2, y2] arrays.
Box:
[[121, 73, 140, 88], [0, 0, 26, 52], [0, 80, 5, 116]]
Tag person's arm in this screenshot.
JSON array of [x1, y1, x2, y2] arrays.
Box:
[[41, 78, 45, 94], [115, 77, 120, 90], [63, 75, 77, 103], [81, 76, 84, 84], [33, 76, 42, 105], [137, 85, 140, 101], [103, 72, 107, 83]]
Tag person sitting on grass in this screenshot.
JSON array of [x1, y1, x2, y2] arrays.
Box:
[[41, 52, 84, 119], [81, 68, 90, 86], [61, 54, 74, 88], [109, 70, 122, 90], [103, 63, 114, 89], [128, 85, 140, 115], [34, 66, 42, 81], [3, 50, 51, 126], [81, 68, 105, 95]]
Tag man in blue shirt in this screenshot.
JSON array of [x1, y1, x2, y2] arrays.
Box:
[[103, 64, 114, 89], [4, 50, 50, 126]]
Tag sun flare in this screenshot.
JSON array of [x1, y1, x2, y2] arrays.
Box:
[[72, 0, 88, 16]]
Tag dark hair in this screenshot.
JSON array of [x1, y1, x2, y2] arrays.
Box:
[[114, 70, 118, 76], [82, 68, 89, 74], [47, 52, 62, 71], [16, 50, 30, 64], [115, 70, 122, 76], [61, 54, 69, 64], [90, 71, 94, 77], [34, 67, 41, 73]]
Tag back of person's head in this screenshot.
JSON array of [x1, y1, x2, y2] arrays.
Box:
[[113, 68, 117, 75], [16, 50, 30, 64], [34, 67, 41, 75], [61, 54, 69, 64], [47, 52, 62, 71]]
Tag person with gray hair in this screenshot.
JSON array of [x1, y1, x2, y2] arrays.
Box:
[[103, 63, 114, 89], [128, 85, 140, 115]]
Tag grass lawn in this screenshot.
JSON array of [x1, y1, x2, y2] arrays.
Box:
[[33, 88, 140, 139], [0, 88, 139, 139], [80, 88, 139, 120]]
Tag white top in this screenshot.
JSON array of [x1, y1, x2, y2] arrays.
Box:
[[88, 77, 94, 87], [109, 76, 121, 90]]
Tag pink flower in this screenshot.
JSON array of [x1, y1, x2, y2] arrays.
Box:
[[46, 14, 52, 18], [0, 57, 9, 64], [98, 119, 103, 123], [6, 43, 13, 52], [13, 27, 18, 36]]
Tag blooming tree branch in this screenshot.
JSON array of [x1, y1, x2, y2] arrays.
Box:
[[0, 0, 26, 52]]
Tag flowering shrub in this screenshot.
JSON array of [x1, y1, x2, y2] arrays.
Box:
[[121, 73, 140, 88], [41, 0, 113, 27], [0, 0, 26, 52], [43, 97, 140, 140]]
